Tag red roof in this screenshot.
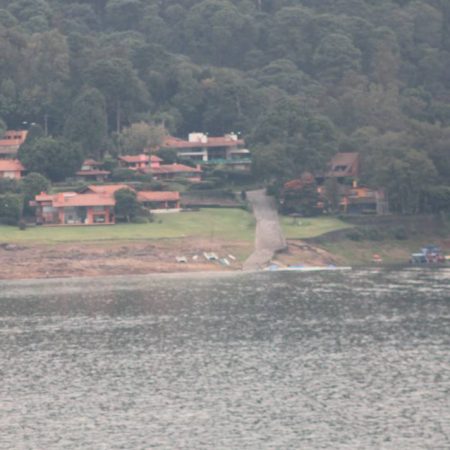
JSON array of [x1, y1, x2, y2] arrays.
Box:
[[0, 159, 25, 171], [82, 159, 102, 166], [151, 163, 201, 174], [327, 153, 360, 178], [119, 154, 149, 163], [0, 130, 28, 147], [86, 184, 133, 195], [35, 192, 68, 202], [53, 193, 115, 208], [162, 135, 244, 149], [150, 155, 162, 162], [137, 191, 180, 202]]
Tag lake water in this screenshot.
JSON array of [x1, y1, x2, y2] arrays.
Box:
[[0, 269, 449, 449]]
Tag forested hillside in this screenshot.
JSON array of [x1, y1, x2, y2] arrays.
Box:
[[0, 0, 449, 212]]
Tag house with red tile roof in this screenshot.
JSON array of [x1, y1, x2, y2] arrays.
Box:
[[0, 159, 25, 179], [137, 191, 181, 212], [0, 130, 28, 158], [118, 153, 202, 182], [32, 183, 182, 225], [161, 132, 251, 171], [82, 184, 132, 196], [149, 162, 202, 182], [283, 154, 388, 215], [33, 192, 115, 225], [76, 159, 110, 182], [118, 154, 150, 170]]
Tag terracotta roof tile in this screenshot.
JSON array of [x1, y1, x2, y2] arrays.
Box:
[[87, 184, 133, 195], [119, 154, 149, 163], [0, 130, 28, 148], [82, 159, 102, 166], [137, 191, 180, 202], [53, 193, 115, 208], [0, 159, 25, 171]]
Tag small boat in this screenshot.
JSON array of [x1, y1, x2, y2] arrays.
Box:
[[203, 252, 219, 261]]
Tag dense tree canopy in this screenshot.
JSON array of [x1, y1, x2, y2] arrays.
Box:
[[18, 137, 83, 182], [0, 0, 448, 212]]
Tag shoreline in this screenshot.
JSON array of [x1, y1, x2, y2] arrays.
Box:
[[1, 237, 447, 282], [0, 235, 339, 281], [1, 264, 448, 288]]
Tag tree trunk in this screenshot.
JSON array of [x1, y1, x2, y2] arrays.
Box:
[[116, 99, 121, 133]]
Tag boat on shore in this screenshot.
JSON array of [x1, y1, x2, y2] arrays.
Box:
[[410, 245, 447, 264]]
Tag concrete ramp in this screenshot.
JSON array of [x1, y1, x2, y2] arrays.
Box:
[[243, 189, 287, 271]]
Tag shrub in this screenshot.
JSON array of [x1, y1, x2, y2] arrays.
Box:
[[392, 226, 408, 240], [346, 229, 363, 241], [0, 178, 21, 194], [365, 228, 384, 241], [111, 168, 138, 181], [0, 194, 23, 225]]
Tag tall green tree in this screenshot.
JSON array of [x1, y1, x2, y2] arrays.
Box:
[[118, 122, 165, 154], [20, 172, 50, 215], [63, 87, 108, 159], [114, 188, 140, 222], [18, 137, 83, 182], [85, 58, 150, 132]]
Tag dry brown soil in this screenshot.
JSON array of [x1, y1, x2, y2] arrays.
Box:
[[0, 238, 338, 280], [0, 238, 252, 280]]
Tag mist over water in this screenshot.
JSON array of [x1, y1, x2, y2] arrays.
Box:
[[1, 269, 449, 449]]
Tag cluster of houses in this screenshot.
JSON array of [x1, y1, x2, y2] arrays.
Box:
[[283, 152, 388, 215], [0, 130, 251, 183], [0, 127, 389, 226], [0, 129, 251, 226]]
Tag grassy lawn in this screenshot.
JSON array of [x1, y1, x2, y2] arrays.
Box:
[[0, 208, 256, 244], [281, 216, 352, 239], [322, 238, 449, 266], [1, 210, 358, 247]]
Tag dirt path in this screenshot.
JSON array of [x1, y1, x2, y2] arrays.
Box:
[[243, 189, 287, 270]]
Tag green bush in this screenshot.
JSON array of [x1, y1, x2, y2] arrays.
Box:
[[0, 194, 23, 225], [392, 226, 408, 240], [346, 229, 363, 241], [0, 178, 21, 194], [365, 228, 384, 241]]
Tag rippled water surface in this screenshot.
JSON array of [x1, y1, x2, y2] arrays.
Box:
[[1, 269, 449, 449]]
